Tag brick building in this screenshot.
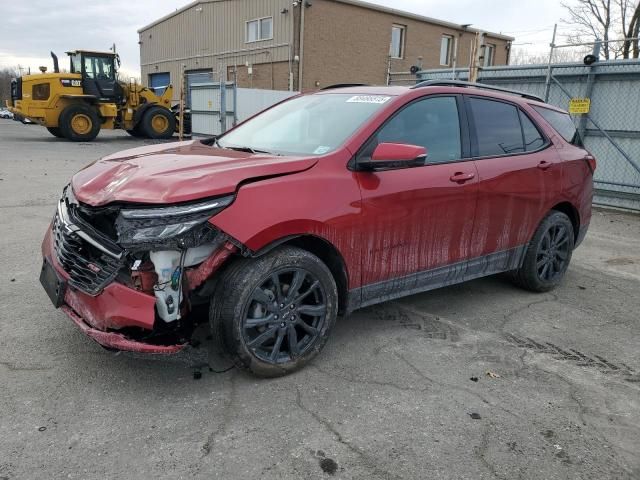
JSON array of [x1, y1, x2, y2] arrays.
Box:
[[138, 0, 513, 99]]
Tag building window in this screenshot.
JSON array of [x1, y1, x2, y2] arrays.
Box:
[[440, 35, 453, 66], [484, 43, 496, 66], [246, 17, 273, 43], [390, 25, 406, 59]]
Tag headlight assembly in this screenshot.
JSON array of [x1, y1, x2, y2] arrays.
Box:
[[115, 195, 234, 249]]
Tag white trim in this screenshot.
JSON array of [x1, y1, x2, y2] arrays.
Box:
[[390, 24, 406, 59], [245, 16, 274, 44], [440, 35, 454, 66]]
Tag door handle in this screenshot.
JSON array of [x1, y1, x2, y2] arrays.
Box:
[[449, 172, 476, 183], [537, 161, 552, 170]]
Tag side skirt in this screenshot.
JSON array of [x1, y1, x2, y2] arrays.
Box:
[[347, 245, 527, 312]]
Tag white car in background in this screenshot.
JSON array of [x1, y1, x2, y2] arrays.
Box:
[[0, 109, 14, 119]]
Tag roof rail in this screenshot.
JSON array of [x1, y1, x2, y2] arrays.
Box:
[[320, 83, 369, 90], [411, 80, 544, 102]]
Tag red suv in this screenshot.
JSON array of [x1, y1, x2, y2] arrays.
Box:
[[40, 81, 595, 376]]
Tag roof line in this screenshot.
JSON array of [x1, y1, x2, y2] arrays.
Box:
[[138, 0, 203, 32], [332, 0, 514, 40], [138, 0, 514, 41]]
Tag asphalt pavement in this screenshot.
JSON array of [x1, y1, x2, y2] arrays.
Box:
[[1, 119, 639, 479]]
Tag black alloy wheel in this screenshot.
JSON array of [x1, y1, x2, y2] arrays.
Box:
[[536, 223, 571, 282], [511, 210, 575, 292], [243, 268, 328, 364], [212, 246, 338, 377]]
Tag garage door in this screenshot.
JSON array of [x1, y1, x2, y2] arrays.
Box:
[[149, 72, 170, 95]]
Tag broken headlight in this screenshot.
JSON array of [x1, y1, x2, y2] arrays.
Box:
[[115, 195, 233, 248]]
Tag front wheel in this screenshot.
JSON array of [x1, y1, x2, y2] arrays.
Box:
[[511, 210, 575, 292], [211, 246, 338, 377]]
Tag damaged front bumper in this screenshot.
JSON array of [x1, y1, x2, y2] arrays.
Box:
[[40, 189, 240, 354], [41, 228, 187, 353]]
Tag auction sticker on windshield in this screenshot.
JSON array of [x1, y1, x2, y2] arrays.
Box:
[[346, 95, 391, 104]]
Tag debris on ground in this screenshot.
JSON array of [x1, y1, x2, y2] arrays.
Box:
[[486, 371, 501, 378], [38, 426, 46, 432], [470, 376, 479, 382], [468, 413, 482, 420], [319, 457, 338, 475], [193, 371, 202, 380]]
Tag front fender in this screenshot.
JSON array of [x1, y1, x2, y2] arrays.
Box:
[[209, 158, 364, 289]]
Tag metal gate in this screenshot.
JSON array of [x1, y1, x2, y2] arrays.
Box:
[[190, 80, 297, 136], [416, 58, 640, 211], [190, 81, 236, 136]]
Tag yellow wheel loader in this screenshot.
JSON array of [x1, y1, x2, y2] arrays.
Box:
[[6, 51, 189, 141]]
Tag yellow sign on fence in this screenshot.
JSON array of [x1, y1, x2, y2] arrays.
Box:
[[568, 98, 591, 114]]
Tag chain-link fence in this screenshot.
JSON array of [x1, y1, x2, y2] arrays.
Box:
[[416, 55, 640, 211]]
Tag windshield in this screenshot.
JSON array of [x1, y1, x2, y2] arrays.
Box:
[[217, 93, 393, 156]]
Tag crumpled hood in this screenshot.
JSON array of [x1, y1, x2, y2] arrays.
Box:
[[71, 140, 318, 206]]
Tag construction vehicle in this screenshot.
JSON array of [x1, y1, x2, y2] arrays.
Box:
[[7, 50, 188, 141]]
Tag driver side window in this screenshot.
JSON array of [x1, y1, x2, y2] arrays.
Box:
[[363, 96, 462, 164]]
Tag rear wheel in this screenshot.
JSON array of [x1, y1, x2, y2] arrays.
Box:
[[141, 106, 175, 139], [46, 127, 64, 138], [59, 104, 100, 141], [211, 246, 338, 377], [511, 211, 575, 292]]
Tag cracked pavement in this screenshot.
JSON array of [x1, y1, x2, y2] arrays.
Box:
[[1, 120, 639, 479]]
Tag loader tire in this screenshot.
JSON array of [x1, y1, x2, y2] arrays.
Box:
[[46, 127, 65, 138], [141, 106, 175, 140], [126, 126, 145, 138], [59, 104, 100, 142]]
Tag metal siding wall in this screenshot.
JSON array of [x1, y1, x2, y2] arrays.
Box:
[[417, 61, 640, 211], [139, 0, 294, 94]]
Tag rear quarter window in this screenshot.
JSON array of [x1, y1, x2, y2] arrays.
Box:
[[532, 106, 581, 145]]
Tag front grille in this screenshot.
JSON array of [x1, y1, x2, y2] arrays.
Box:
[[52, 211, 123, 296]]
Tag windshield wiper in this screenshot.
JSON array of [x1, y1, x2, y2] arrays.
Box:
[[226, 145, 257, 154], [225, 146, 281, 156]]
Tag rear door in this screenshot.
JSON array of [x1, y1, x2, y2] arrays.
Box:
[[465, 96, 561, 259], [355, 95, 479, 304]]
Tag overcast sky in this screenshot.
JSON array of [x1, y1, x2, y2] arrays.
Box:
[[1, 0, 574, 77]]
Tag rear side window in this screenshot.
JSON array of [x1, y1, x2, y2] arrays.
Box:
[[519, 111, 545, 151], [468, 98, 524, 156], [532, 106, 579, 144]]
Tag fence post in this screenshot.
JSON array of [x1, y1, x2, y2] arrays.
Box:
[[178, 67, 185, 141], [544, 24, 557, 102], [577, 41, 601, 142], [220, 78, 227, 134], [233, 68, 238, 127]]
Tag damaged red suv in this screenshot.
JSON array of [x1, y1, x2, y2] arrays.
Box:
[[40, 81, 595, 376]]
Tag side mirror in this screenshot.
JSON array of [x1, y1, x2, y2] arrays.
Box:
[[358, 143, 427, 171]]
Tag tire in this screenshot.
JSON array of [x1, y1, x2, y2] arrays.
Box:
[[511, 210, 575, 292], [46, 127, 64, 138], [141, 106, 176, 139], [211, 246, 338, 377], [126, 126, 145, 138], [59, 104, 100, 142]]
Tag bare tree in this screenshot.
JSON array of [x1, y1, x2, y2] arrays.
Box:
[[562, 0, 640, 58], [622, 1, 640, 57], [562, 0, 614, 58]]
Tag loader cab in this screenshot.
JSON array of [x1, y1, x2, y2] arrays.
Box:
[[67, 50, 120, 102]]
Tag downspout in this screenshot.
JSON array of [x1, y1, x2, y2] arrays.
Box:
[[298, 2, 306, 91]]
